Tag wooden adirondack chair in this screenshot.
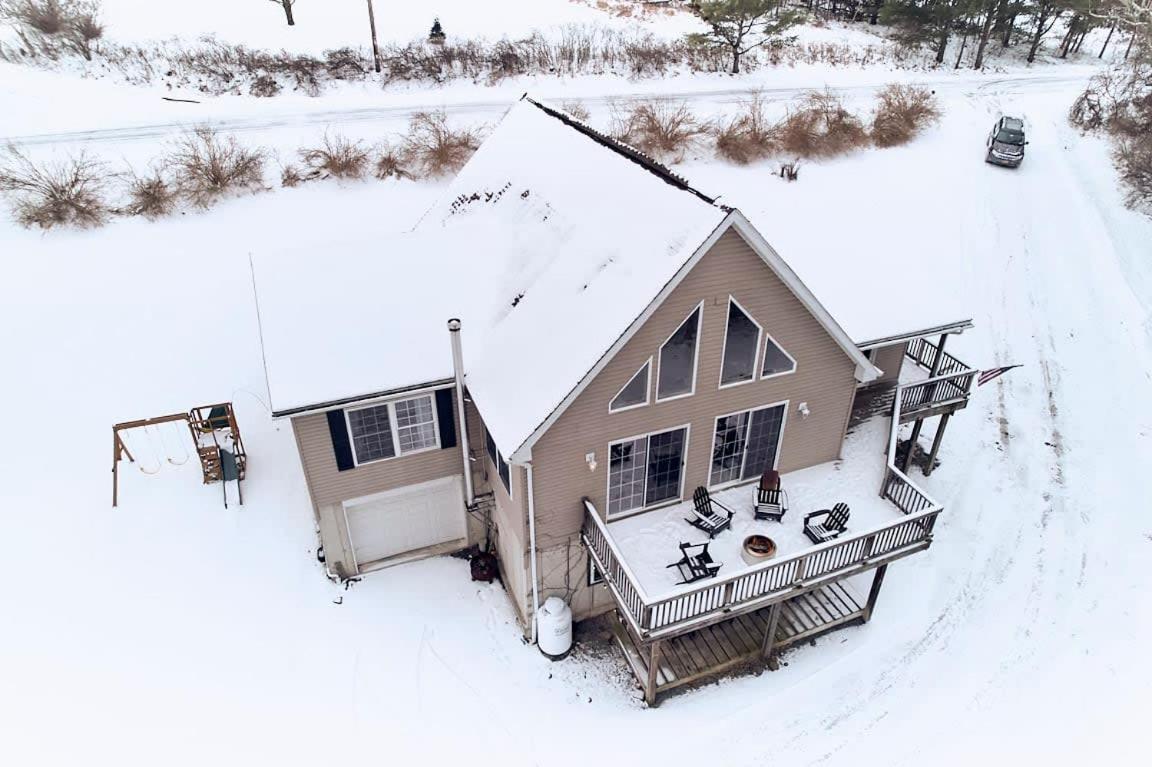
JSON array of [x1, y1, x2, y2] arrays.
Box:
[[666, 541, 722, 585], [686, 486, 733, 538], [803, 502, 850, 544], [754, 469, 789, 522]]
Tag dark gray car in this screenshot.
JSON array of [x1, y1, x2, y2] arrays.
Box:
[[986, 116, 1026, 168]]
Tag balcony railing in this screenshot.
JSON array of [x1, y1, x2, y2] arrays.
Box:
[[582, 347, 971, 642], [906, 337, 970, 377]]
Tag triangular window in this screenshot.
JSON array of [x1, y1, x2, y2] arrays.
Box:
[[720, 298, 762, 387], [657, 304, 702, 401], [761, 333, 797, 378], [610, 359, 651, 412]]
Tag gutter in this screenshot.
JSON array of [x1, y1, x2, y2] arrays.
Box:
[[270, 378, 456, 419], [856, 320, 975, 351]]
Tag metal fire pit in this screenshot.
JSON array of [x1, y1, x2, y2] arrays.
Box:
[[742, 534, 777, 566]]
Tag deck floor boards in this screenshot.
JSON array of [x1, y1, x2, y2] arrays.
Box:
[[611, 581, 868, 703]]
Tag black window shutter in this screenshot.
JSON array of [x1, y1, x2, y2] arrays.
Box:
[[326, 409, 355, 471], [435, 388, 457, 449]]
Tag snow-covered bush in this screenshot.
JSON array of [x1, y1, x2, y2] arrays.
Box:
[[165, 127, 266, 208], [0, 144, 109, 228], [611, 100, 708, 163], [0, 0, 102, 60], [373, 145, 413, 181], [402, 111, 480, 177], [121, 170, 175, 219], [299, 134, 371, 179], [559, 100, 591, 121], [777, 90, 868, 159], [870, 83, 940, 148], [713, 92, 779, 164]]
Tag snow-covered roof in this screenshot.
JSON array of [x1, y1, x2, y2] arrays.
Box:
[[413, 98, 728, 454], [256, 96, 950, 455], [257, 98, 728, 444], [743, 209, 973, 347]]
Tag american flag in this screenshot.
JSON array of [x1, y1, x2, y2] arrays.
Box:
[[977, 365, 1021, 387]]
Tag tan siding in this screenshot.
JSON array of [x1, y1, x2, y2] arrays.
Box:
[[868, 342, 906, 384], [530, 228, 859, 565], [293, 390, 465, 510], [292, 387, 471, 577]]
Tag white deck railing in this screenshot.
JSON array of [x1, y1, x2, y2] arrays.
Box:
[[582, 348, 976, 641]]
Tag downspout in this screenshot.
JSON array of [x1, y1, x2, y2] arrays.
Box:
[[526, 461, 541, 645], [447, 319, 474, 506]]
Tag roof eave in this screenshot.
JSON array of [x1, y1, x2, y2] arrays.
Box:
[[856, 320, 975, 351], [270, 378, 455, 419]]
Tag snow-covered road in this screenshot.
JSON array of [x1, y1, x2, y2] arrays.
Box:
[[1, 68, 1149, 766]]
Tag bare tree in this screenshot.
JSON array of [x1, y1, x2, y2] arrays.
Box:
[[269, 0, 295, 26]]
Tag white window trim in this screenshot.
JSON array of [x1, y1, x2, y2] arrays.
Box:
[[718, 295, 764, 391], [485, 426, 514, 502], [760, 329, 799, 381], [706, 400, 789, 491], [655, 301, 704, 403], [608, 357, 653, 414], [604, 422, 692, 520], [346, 393, 442, 468]]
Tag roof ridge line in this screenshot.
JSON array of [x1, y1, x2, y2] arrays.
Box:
[[522, 95, 723, 208]]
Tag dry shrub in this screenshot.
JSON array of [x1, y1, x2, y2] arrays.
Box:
[[166, 127, 265, 208], [0, 144, 108, 228], [249, 73, 281, 97], [0, 0, 102, 59], [611, 100, 707, 162], [1115, 138, 1152, 209], [402, 111, 480, 177], [559, 99, 590, 121], [777, 90, 868, 159], [870, 84, 941, 148], [280, 163, 304, 187], [373, 144, 412, 180], [0, 0, 68, 35], [713, 92, 779, 164], [122, 170, 175, 218], [299, 133, 371, 179]]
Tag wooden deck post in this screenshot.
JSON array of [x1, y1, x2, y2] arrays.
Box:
[[760, 602, 783, 666], [904, 418, 924, 473], [863, 564, 888, 623], [645, 640, 663, 706], [929, 333, 948, 377], [924, 413, 951, 476]]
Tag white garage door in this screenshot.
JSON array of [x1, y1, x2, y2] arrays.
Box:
[[343, 475, 466, 571]]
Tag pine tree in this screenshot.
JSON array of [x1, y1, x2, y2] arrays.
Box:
[[689, 0, 799, 74]]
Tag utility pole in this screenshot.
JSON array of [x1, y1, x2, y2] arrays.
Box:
[[367, 0, 382, 73]]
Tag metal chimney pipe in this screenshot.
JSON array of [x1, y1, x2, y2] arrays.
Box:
[[447, 318, 475, 506]]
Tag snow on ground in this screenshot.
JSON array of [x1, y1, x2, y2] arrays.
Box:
[[73, 0, 686, 53], [610, 417, 899, 594], [2, 71, 1151, 766]]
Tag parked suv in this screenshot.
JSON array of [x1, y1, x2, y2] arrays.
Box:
[[986, 116, 1026, 168]]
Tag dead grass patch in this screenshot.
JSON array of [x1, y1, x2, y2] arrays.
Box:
[[870, 84, 941, 148], [165, 127, 265, 208], [0, 144, 108, 228], [611, 100, 707, 162], [122, 170, 175, 218], [777, 90, 868, 159], [402, 111, 480, 177], [299, 133, 371, 179], [713, 92, 779, 165]]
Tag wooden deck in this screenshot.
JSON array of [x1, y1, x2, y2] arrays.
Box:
[[610, 581, 866, 703]]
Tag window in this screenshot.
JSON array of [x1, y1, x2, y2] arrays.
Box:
[[708, 404, 786, 487], [607, 426, 688, 516], [347, 394, 439, 465], [610, 359, 651, 412], [761, 333, 797, 378], [657, 305, 701, 401], [720, 298, 762, 387], [485, 427, 512, 496]]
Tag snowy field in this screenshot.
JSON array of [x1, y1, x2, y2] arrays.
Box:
[[2, 10, 1152, 764]]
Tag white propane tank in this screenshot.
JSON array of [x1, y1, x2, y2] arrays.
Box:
[[536, 596, 573, 659]]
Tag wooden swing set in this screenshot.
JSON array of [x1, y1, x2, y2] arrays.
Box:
[[112, 402, 247, 508]]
